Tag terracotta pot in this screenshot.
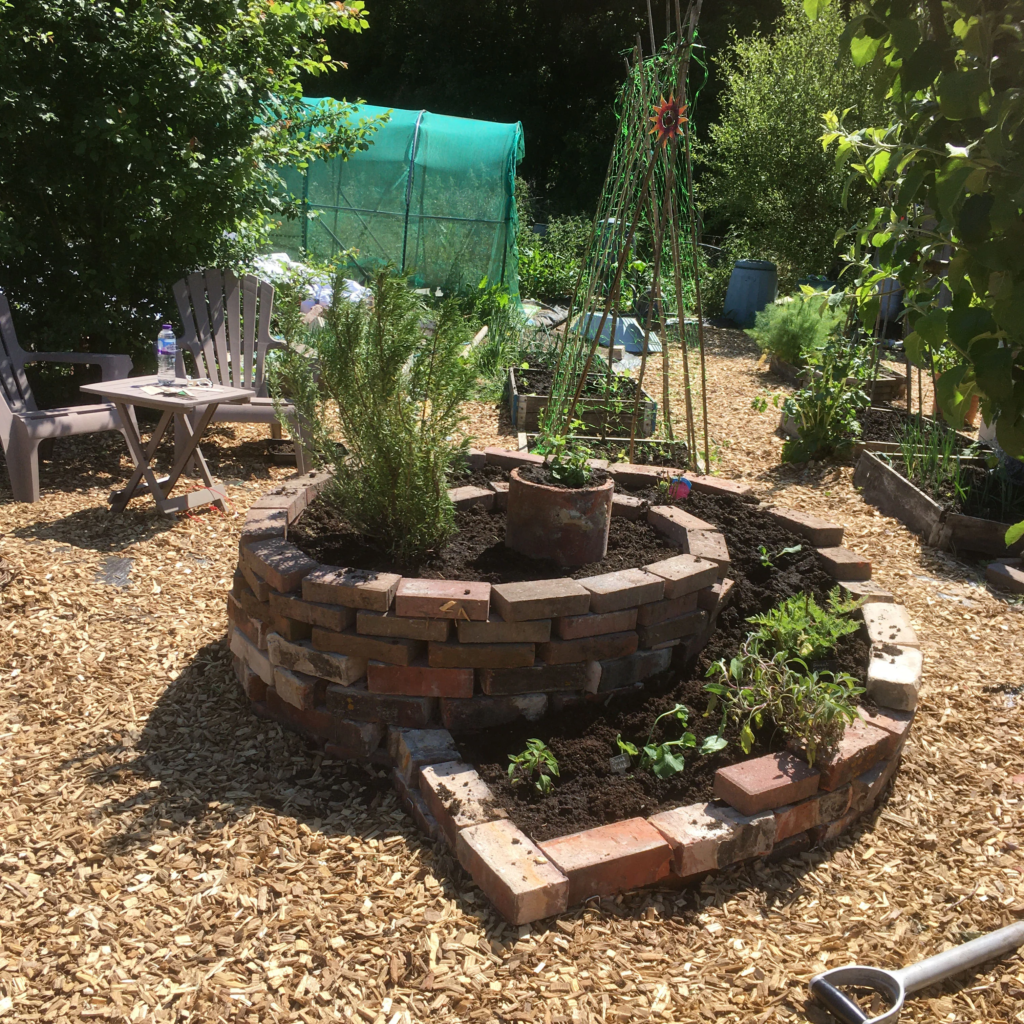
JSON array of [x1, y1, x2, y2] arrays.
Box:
[[505, 467, 614, 567]]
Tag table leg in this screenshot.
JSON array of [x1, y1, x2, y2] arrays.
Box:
[[111, 406, 175, 513], [162, 404, 219, 494]]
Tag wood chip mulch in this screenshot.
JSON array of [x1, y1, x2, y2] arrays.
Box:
[[1, 348, 1022, 1024]]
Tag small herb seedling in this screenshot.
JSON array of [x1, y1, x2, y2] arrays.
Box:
[[616, 703, 696, 779], [758, 543, 803, 567], [508, 738, 560, 795]]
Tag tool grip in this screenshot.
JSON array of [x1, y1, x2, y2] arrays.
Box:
[[810, 977, 870, 1024]]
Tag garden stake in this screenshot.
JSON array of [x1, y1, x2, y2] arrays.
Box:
[[809, 918, 1024, 1024]]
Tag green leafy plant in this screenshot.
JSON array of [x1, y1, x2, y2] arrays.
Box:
[[533, 424, 594, 488], [757, 543, 803, 567], [616, 703, 697, 779], [275, 267, 475, 565], [751, 390, 784, 414], [746, 588, 861, 662], [705, 640, 863, 764], [747, 291, 846, 366], [508, 739, 560, 795]]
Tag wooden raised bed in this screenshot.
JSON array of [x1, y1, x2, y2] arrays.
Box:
[[507, 367, 657, 436], [853, 451, 1024, 557], [769, 354, 907, 404]]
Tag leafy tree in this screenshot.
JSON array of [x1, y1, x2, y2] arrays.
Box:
[[819, 0, 1024, 543], [700, 0, 888, 298], [0, 0, 380, 367]]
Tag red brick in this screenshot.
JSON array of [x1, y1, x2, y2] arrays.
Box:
[[302, 566, 402, 611], [841, 580, 894, 602], [390, 768, 441, 840], [491, 578, 591, 621], [441, 693, 547, 733], [488, 479, 509, 510], [419, 761, 508, 846], [635, 592, 697, 627], [448, 484, 495, 511], [683, 530, 730, 575], [685, 475, 757, 501], [291, 469, 333, 501], [241, 538, 319, 593], [646, 505, 715, 543], [466, 448, 487, 470], [428, 640, 535, 669], [388, 727, 461, 784], [266, 633, 367, 685], [356, 610, 450, 641], [538, 818, 672, 905], [608, 463, 672, 488], [818, 546, 871, 581], [555, 607, 637, 639], [764, 507, 844, 547], [394, 578, 491, 621], [250, 483, 308, 522], [267, 614, 312, 642], [228, 593, 268, 650], [773, 786, 852, 842], [272, 666, 319, 710], [457, 614, 550, 644], [637, 610, 706, 648], [483, 446, 546, 470], [234, 585, 270, 624], [586, 648, 672, 693], [264, 688, 384, 754], [538, 630, 637, 665], [643, 554, 719, 598], [857, 705, 913, 756], [240, 506, 288, 542], [270, 591, 354, 632], [367, 661, 474, 698], [648, 803, 775, 875], [811, 806, 863, 844], [229, 627, 273, 685], [714, 753, 820, 815], [767, 831, 812, 863], [312, 627, 424, 666], [861, 602, 918, 648], [579, 568, 664, 613], [850, 755, 900, 811], [325, 682, 435, 728], [456, 819, 569, 925], [239, 560, 271, 602], [697, 579, 735, 617], [479, 661, 588, 696], [814, 718, 891, 791], [612, 493, 645, 520], [235, 656, 268, 701]]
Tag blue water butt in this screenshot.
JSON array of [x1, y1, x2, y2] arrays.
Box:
[[723, 259, 778, 327]]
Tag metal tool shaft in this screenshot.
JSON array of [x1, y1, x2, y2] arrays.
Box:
[[897, 920, 1024, 993]]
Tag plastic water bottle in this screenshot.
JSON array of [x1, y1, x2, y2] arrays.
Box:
[[156, 324, 176, 385]]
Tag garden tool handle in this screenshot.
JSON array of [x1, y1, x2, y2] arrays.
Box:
[[897, 919, 1024, 994], [808, 977, 870, 1024]]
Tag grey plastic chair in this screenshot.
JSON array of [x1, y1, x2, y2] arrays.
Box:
[[0, 289, 134, 503], [172, 269, 307, 471]]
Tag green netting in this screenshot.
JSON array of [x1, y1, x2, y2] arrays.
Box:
[[269, 101, 525, 300]]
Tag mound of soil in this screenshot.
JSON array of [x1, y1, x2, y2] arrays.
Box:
[[516, 462, 611, 489]]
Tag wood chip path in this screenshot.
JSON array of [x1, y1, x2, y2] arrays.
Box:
[[0, 334, 1021, 1024]]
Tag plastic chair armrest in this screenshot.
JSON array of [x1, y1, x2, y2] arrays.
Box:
[[25, 350, 133, 380]]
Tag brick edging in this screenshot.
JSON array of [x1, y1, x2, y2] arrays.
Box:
[[228, 459, 920, 925]]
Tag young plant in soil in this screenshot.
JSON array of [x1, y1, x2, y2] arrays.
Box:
[[508, 739, 560, 795], [534, 424, 594, 488], [746, 587, 861, 662], [616, 703, 699, 779]]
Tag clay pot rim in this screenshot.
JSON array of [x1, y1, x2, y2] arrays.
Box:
[[509, 465, 615, 495]]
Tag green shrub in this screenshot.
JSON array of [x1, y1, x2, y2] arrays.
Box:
[[508, 739, 560, 795], [747, 292, 845, 366], [746, 588, 861, 662], [274, 268, 475, 565]]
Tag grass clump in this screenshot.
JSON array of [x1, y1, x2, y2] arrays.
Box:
[[274, 268, 475, 565]]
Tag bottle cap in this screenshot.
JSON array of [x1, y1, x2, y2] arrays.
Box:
[[162, 323, 172, 330]]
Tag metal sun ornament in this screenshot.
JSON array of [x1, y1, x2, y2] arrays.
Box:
[[649, 94, 686, 147]]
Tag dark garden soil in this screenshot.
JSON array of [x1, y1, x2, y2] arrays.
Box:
[[516, 463, 611, 489], [525, 436, 690, 468], [515, 367, 642, 400], [857, 406, 976, 451], [891, 455, 1024, 525]]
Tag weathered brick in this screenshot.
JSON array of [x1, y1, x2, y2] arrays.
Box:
[[241, 538, 319, 593], [866, 643, 922, 711], [394, 578, 491, 621], [356, 610, 450, 641], [250, 483, 308, 522], [419, 761, 508, 846], [488, 479, 510, 510], [861, 602, 918, 648], [697, 579, 735, 618], [841, 580, 894, 603], [448, 484, 495, 511], [325, 682, 435, 728], [267, 614, 312, 642], [457, 614, 550, 644], [811, 805, 863, 844], [987, 560, 1024, 595], [850, 756, 900, 811], [441, 693, 547, 733], [643, 553, 719, 598], [312, 627, 424, 666], [479, 661, 588, 696], [428, 640, 535, 669], [266, 632, 367, 685], [857, 704, 913, 756], [818, 546, 872, 581], [585, 648, 672, 693], [466, 448, 487, 471], [318, 718, 386, 759], [646, 505, 715, 544], [235, 656, 268, 701], [302, 566, 402, 611], [538, 631, 637, 665], [612, 493, 645, 520], [685, 475, 756, 501], [579, 568, 664, 613], [228, 593, 268, 650], [637, 610, 706, 648], [766, 831, 812, 863], [390, 768, 442, 840], [648, 803, 775, 875], [683, 530, 730, 575], [456, 819, 569, 925], [387, 727, 461, 785], [272, 666, 319, 710], [765, 507, 844, 547], [773, 787, 852, 842], [240, 506, 287, 542], [491, 578, 591, 622], [229, 627, 273, 685], [814, 718, 891, 791], [608, 463, 671, 488], [483, 446, 546, 470], [635, 593, 697, 627], [367, 661, 474, 698], [239, 559, 271, 601], [549, 690, 586, 713], [539, 818, 672, 905], [270, 591, 355, 633], [235, 585, 270, 624], [556, 608, 637, 640], [714, 753, 820, 816]]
